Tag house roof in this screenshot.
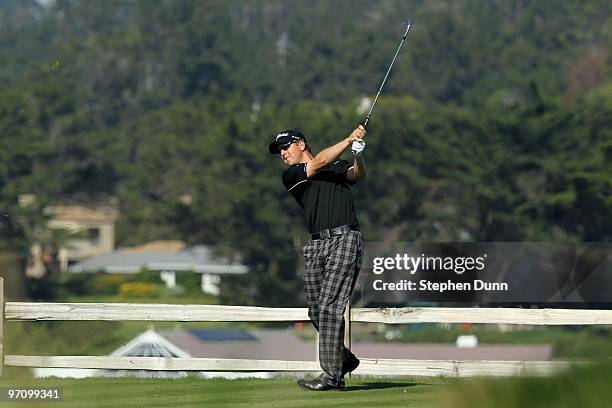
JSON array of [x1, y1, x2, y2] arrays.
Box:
[[44, 205, 119, 223], [157, 328, 316, 361], [110, 327, 552, 363], [110, 329, 191, 358], [120, 240, 186, 253], [68, 245, 248, 274]]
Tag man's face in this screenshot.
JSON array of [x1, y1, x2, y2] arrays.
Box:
[[279, 140, 305, 166]]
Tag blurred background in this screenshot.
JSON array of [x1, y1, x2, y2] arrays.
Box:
[[1, 0, 612, 402]]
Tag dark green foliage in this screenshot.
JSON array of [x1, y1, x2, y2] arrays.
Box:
[[1, 1, 611, 305]]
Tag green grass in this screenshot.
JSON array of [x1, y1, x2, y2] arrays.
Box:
[[3, 363, 612, 408], [435, 359, 612, 408], [4, 361, 611, 408], [0, 375, 450, 408]]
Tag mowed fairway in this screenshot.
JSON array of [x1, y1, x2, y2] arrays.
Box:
[[0, 376, 451, 408]]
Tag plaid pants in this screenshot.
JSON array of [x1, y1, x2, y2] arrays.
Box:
[[301, 230, 363, 384]]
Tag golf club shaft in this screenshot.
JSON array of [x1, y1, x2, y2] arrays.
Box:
[[363, 21, 411, 129]]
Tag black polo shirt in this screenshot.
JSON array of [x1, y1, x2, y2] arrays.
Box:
[[282, 159, 358, 233]]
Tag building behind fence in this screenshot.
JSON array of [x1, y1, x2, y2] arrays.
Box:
[[3, 278, 610, 377]]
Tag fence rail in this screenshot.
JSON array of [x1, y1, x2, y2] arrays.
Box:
[[6, 302, 612, 325], [1, 278, 604, 377], [4, 355, 573, 377], [4, 302, 309, 322]]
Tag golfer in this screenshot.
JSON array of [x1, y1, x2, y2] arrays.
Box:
[[269, 125, 367, 391]]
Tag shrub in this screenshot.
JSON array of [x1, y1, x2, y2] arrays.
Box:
[[176, 271, 201, 294], [118, 282, 163, 298], [130, 269, 163, 284], [92, 274, 131, 295], [60, 273, 95, 296]]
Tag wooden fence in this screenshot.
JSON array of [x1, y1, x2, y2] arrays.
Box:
[[2, 277, 610, 377]]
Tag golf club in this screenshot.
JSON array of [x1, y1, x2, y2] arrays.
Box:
[[363, 20, 412, 129]]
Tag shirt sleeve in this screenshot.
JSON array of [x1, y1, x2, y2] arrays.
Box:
[[333, 159, 356, 185], [282, 163, 308, 191]]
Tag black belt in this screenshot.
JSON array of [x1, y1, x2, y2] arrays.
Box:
[[311, 224, 360, 240]]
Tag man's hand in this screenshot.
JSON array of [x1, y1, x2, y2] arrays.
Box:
[[307, 124, 367, 178], [351, 139, 365, 157], [347, 125, 366, 143]]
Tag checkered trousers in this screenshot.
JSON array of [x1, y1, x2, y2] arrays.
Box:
[[301, 230, 363, 384]]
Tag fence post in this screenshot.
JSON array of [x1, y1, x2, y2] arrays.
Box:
[[343, 300, 351, 377], [0, 277, 4, 377]]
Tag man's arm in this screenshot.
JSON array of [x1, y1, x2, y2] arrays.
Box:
[[306, 125, 366, 178], [347, 155, 366, 182]]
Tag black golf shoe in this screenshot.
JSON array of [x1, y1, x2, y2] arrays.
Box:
[[297, 377, 345, 391], [342, 353, 360, 375]]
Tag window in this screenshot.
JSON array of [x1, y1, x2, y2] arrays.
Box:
[[87, 228, 100, 245]]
